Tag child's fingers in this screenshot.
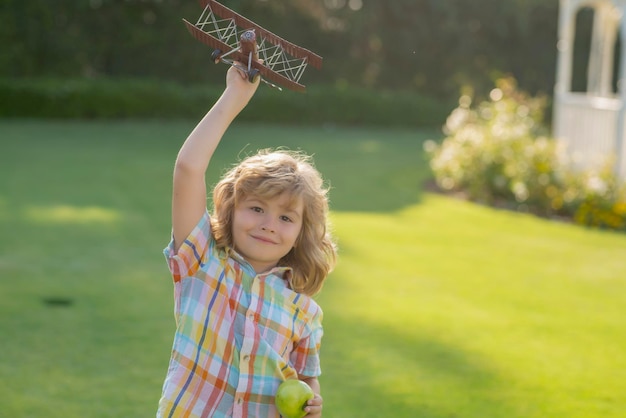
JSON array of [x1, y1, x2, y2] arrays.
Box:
[[304, 394, 323, 415], [304, 404, 322, 417], [307, 394, 323, 406], [229, 62, 247, 80]]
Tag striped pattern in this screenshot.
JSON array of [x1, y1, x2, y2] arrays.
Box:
[[157, 211, 323, 418]]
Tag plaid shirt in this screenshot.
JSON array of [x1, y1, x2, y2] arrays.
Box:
[[157, 211, 323, 418]]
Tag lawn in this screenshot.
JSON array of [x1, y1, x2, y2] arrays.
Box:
[[1, 119, 625, 418]]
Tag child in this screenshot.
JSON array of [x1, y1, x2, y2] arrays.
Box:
[[157, 64, 337, 418]]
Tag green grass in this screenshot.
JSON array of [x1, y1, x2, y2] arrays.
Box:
[[1, 120, 625, 418]]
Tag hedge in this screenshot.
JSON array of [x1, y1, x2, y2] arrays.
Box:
[[0, 78, 453, 128]]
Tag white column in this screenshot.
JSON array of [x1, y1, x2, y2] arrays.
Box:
[[554, 0, 580, 142], [587, 3, 620, 97], [555, 0, 576, 97], [616, 4, 626, 179]]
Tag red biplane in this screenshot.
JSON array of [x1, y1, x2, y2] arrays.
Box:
[[183, 0, 323, 93]]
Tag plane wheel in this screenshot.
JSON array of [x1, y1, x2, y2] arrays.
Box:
[[211, 49, 222, 64], [248, 69, 261, 84]]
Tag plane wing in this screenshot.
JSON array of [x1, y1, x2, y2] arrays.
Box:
[[184, 0, 323, 92]]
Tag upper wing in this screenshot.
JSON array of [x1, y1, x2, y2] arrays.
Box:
[[200, 0, 323, 69]]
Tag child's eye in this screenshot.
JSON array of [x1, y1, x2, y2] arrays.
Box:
[[251, 206, 263, 213], [280, 215, 292, 222]]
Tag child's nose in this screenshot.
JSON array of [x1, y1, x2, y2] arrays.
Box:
[[261, 216, 278, 232]]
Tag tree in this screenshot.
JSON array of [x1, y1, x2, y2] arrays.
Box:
[[0, 0, 563, 98]]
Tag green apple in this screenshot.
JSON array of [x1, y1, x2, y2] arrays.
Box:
[[274, 379, 314, 418]]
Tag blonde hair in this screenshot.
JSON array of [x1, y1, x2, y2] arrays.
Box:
[[211, 149, 337, 296]]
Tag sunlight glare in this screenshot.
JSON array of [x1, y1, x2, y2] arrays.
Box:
[[23, 205, 122, 225], [348, 0, 363, 11]]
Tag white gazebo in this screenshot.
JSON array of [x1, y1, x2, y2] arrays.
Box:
[[553, 0, 626, 179]]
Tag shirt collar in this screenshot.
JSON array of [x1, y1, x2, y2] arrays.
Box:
[[225, 246, 292, 278]]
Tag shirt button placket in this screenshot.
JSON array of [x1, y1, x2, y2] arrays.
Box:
[[233, 396, 244, 417], [240, 309, 255, 373], [234, 276, 261, 414]]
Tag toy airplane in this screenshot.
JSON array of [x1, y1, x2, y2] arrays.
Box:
[[183, 0, 323, 93]]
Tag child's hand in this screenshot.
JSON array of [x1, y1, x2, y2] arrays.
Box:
[[304, 393, 323, 417], [225, 60, 261, 105]]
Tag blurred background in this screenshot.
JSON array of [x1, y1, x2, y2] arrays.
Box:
[[0, 0, 571, 125], [1, 0, 562, 93]]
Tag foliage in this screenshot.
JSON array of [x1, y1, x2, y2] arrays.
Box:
[[0, 77, 452, 127], [331, 0, 560, 96], [425, 77, 626, 231], [0, 0, 563, 98], [571, 166, 626, 230]]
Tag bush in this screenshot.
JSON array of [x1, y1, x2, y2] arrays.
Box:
[[0, 77, 452, 128], [571, 165, 626, 231], [0, 78, 203, 119], [425, 77, 626, 232]]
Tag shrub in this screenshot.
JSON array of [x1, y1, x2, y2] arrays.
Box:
[[571, 165, 626, 231], [425, 77, 626, 231], [0, 77, 452, 128]]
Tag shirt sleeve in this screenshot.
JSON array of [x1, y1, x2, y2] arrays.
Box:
[[163, 210, 212, 283], [290, 305, 324, 378]]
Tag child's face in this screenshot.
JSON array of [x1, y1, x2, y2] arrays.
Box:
[[232, 192, 304, 274]]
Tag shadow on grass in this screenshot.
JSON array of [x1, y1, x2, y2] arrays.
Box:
[[217, 124, 439, 212], [320, 314, 533, 418], [1, 119, 440, 214]]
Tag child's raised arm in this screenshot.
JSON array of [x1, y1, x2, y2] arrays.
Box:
[[171, 64, 260, 251]]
